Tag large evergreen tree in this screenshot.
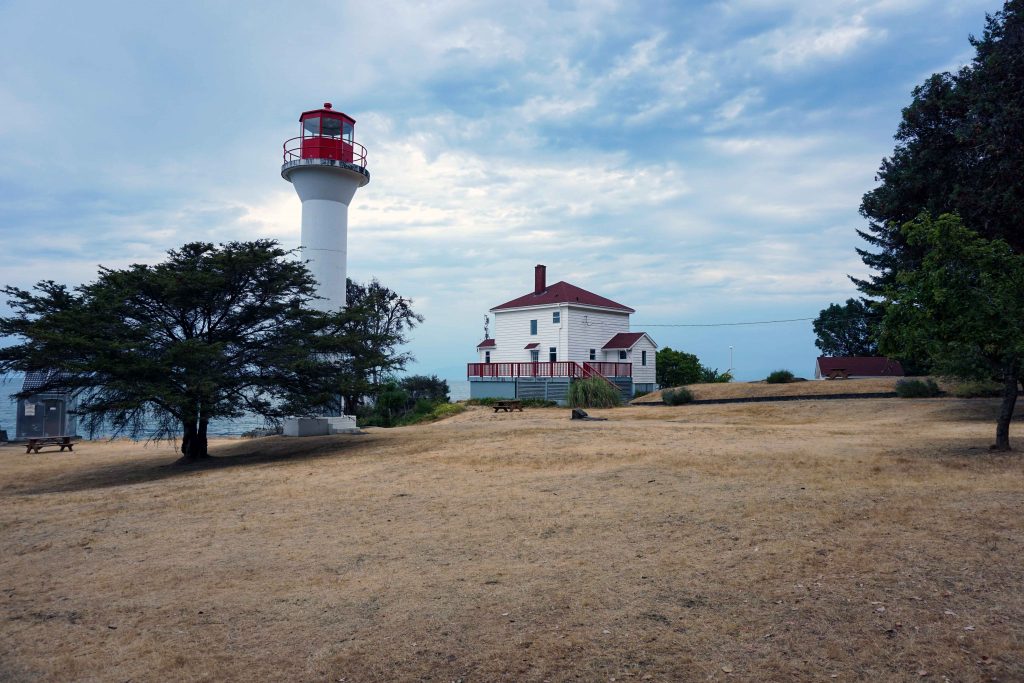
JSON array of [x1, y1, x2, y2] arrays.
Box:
[[0, 241, 413, 462], [856, 0, 1024, 296]]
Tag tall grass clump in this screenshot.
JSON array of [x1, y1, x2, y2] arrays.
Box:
[[661, 387, 694, 405], [895, 378, 941, 398], [568, 377, 621, 408], [766, 370, 795, 384]]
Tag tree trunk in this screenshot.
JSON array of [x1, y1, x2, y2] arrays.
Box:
[[993, 366, 1018, 451], [178, 418, 210, 462]]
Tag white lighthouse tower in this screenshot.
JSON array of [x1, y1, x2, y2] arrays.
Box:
[[281, 103, 369, 310], [281, 103, 369, 437]]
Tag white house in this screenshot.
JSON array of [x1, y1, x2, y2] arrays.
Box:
[[469, 265, 657, 403]]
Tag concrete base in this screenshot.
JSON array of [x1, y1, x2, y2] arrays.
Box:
[[283, 415, 359, 437]]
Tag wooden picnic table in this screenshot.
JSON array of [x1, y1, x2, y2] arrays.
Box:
[[493, 400, 523, 413], [25, 437, 75, 454]]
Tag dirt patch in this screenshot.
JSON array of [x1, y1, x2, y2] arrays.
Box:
[[1, 399, 1022, 681]]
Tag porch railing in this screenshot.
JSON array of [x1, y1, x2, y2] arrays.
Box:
[[467, 361, 632, 379]]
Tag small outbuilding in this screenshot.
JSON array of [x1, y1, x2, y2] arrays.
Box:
[[815, 356, 905, 380], [15, 370, 79, 440]]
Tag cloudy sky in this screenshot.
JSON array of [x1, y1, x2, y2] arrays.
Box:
[[0, 0, 995, 381]]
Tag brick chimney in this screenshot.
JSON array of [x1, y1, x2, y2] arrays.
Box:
[[534, 264, 546, 294]]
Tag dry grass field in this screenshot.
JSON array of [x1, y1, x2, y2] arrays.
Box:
[[2, 398, 1023, 682], [632, 377, 920, 403]]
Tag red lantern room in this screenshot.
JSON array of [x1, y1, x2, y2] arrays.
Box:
[[282, 102, 367, 167]]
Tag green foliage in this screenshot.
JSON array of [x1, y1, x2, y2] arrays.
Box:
[[661, 387, 694, 405], [881, 214, 1024, 378], [464, 397, 499, 406], [813, 299, 879, 356], [657, 347, 731, 387], [568, 377, 621, 408], [950, 380, 1003, 398], [399, 374, 449, 403], [857, 2, 1024, 297], [766, 370, 795, 384], [895, 378, 942, 398], [699, 368, 733, 383], [0, 240, 387, 461], [341, 279, 424, 413], [881, 213, 1024, 447]]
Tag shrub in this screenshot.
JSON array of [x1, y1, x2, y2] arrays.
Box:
[[568, 377, 621, 408], [949, 380, 1003, 398], [661, 387, 694, 405], [413, 398, 435, 415], [895, 378, 941, 398], [766, 369, 795, 384]]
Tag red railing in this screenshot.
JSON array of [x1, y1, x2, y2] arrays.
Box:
[[283, 136, 368, 166], [467, 361, 631, 379]]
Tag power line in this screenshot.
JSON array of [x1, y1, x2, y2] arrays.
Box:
[[634, 312, 884, 328]]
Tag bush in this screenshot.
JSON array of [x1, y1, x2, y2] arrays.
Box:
[[949, 380, 1003, 398], [661, 387, 694, 405], [766, 369, 795, 384], [568, 377, 621, 408], [895, 378, 941, 398]]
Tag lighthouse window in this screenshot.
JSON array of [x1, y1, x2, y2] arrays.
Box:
[[321, 117, 342, 138], [343, 121, 354, 142], [303, 117, 320, 136]]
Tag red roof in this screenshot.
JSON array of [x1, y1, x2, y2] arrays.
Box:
[[602, 332, 649, 349], [524, 343, 539, 349], [477, 338, 496, 348], [491, 281, 634, 313], [816, 356, 905, 376]]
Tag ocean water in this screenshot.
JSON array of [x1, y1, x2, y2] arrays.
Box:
[[0, 375, 472, 439]]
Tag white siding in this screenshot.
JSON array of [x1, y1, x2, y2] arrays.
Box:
[[490, 306, 567, 362], [566, 307, 630, 363], [631, 337, 657, 385]]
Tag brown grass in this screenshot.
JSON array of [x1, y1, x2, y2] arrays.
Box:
[[634, 377, 933, 403], [1, 399, 1022, 682]]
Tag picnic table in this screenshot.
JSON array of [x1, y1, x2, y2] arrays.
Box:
[[826, 368, 850, 380], [493, 400, 523, 413], [24, 437, 75, 454]]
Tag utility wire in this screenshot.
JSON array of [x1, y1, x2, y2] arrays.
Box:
[[634, 312, 884, 328]]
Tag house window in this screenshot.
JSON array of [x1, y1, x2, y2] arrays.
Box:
[[485, 351, 491, 364], [552, 311, 560, 324], [642, 350, 647, 366], [530, 350, 539, 362], [549, 347, 557, 362], [589, 348, 596, 361], [619, 350, 627, 360], [530, 319, 537, 335]]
